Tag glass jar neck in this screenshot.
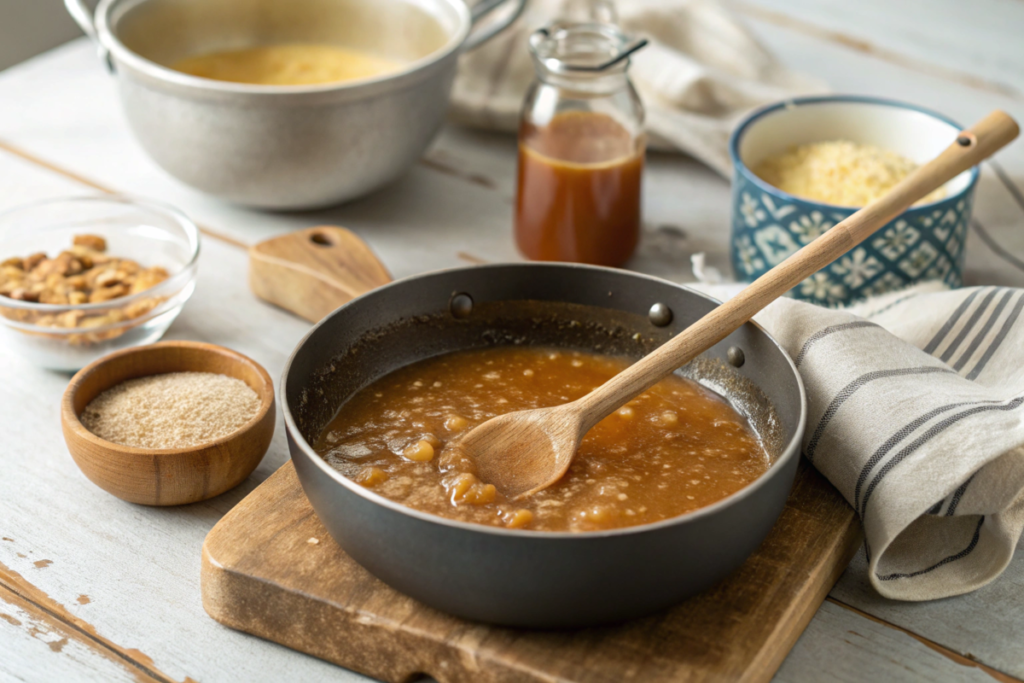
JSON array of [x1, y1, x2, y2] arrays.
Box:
[[529, 21, 639, 95], [532, 62, 630, 94]]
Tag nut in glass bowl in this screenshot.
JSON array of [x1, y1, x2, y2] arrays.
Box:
[[0, 196, 200, 371]]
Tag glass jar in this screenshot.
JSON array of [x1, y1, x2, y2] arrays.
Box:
[[514, 19, 647, 267]]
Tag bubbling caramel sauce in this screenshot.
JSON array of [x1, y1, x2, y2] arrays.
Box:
[[314, 346, 770, 532]]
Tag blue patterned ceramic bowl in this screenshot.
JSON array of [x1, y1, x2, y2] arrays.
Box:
[[729, 96, 979, 306]]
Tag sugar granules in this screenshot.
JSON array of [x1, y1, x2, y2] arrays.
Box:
[[754, 140, 947, 207], [81, 371, 261, 449]]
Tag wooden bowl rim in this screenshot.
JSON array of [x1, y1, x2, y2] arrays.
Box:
[[61, 340, 275, 457]]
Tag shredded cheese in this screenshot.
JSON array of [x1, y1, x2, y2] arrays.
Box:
[[753, 140, 946, 207]]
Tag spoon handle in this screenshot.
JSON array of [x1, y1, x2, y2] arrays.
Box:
[[576, 110, 1019, 432]]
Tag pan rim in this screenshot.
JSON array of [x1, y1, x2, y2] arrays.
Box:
[[281, 262, 807, 540]]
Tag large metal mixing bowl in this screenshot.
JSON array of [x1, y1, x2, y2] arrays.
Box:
[[66, 0, 524, 209]]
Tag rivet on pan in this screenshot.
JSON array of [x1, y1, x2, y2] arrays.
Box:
[[450, 292, 473, 319], [727, 346, 746, 368], [648, 303, 673, 327]]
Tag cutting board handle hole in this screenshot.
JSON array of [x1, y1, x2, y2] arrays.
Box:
[[309, 231, 334, 247]]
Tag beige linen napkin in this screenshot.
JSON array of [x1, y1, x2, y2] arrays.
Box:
[[745, 283, 1024, 600], [453, 0, 825, 175]]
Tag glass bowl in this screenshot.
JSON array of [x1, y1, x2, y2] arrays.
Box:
[[0, 195, 200, 371]]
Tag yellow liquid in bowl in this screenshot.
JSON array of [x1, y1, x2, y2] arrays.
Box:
[[172, 44, 404, 86]]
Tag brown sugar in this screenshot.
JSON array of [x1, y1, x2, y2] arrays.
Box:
[[81, 372, 260, 449]]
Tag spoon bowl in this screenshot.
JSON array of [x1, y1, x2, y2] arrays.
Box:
[[463, 404, 582, 500]]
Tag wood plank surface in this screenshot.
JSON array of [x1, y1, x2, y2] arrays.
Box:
[[0, 582, 163, 683], [203, 461, 860, 683], [775, 600, 1010, 683], [0, 146, 1009, 682], [732, 0, 1024, 98], [831, 548, 1024, 680], [1, 2, 1024, 678]]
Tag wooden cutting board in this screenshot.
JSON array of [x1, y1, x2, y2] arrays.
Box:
[[202, 461, 859, 683], [201, 226, 862, 682]]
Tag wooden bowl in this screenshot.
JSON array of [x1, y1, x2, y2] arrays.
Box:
[[61, 341, 276, 506]]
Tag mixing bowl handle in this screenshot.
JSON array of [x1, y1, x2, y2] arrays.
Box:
[[65, 0, 114, 73], [465, 0, 527, 51]]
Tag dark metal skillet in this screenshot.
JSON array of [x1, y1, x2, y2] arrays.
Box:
[[273, 244, 806, 629]]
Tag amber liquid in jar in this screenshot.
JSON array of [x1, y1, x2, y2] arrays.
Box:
[[515, 111, 643, 267]]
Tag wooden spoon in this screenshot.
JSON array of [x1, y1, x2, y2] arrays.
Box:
[[465, 109, 1020, 501]]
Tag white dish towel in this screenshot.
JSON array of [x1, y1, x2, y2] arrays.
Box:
[[453, 0, 825, 175], [707, 282, 1024, 600]]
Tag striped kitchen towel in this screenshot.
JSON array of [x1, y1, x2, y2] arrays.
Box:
[[754, 284, 1024, 600], [453, 0, 824, 175]]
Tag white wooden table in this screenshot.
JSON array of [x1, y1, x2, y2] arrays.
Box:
[[2, 2, 1024, 681]]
